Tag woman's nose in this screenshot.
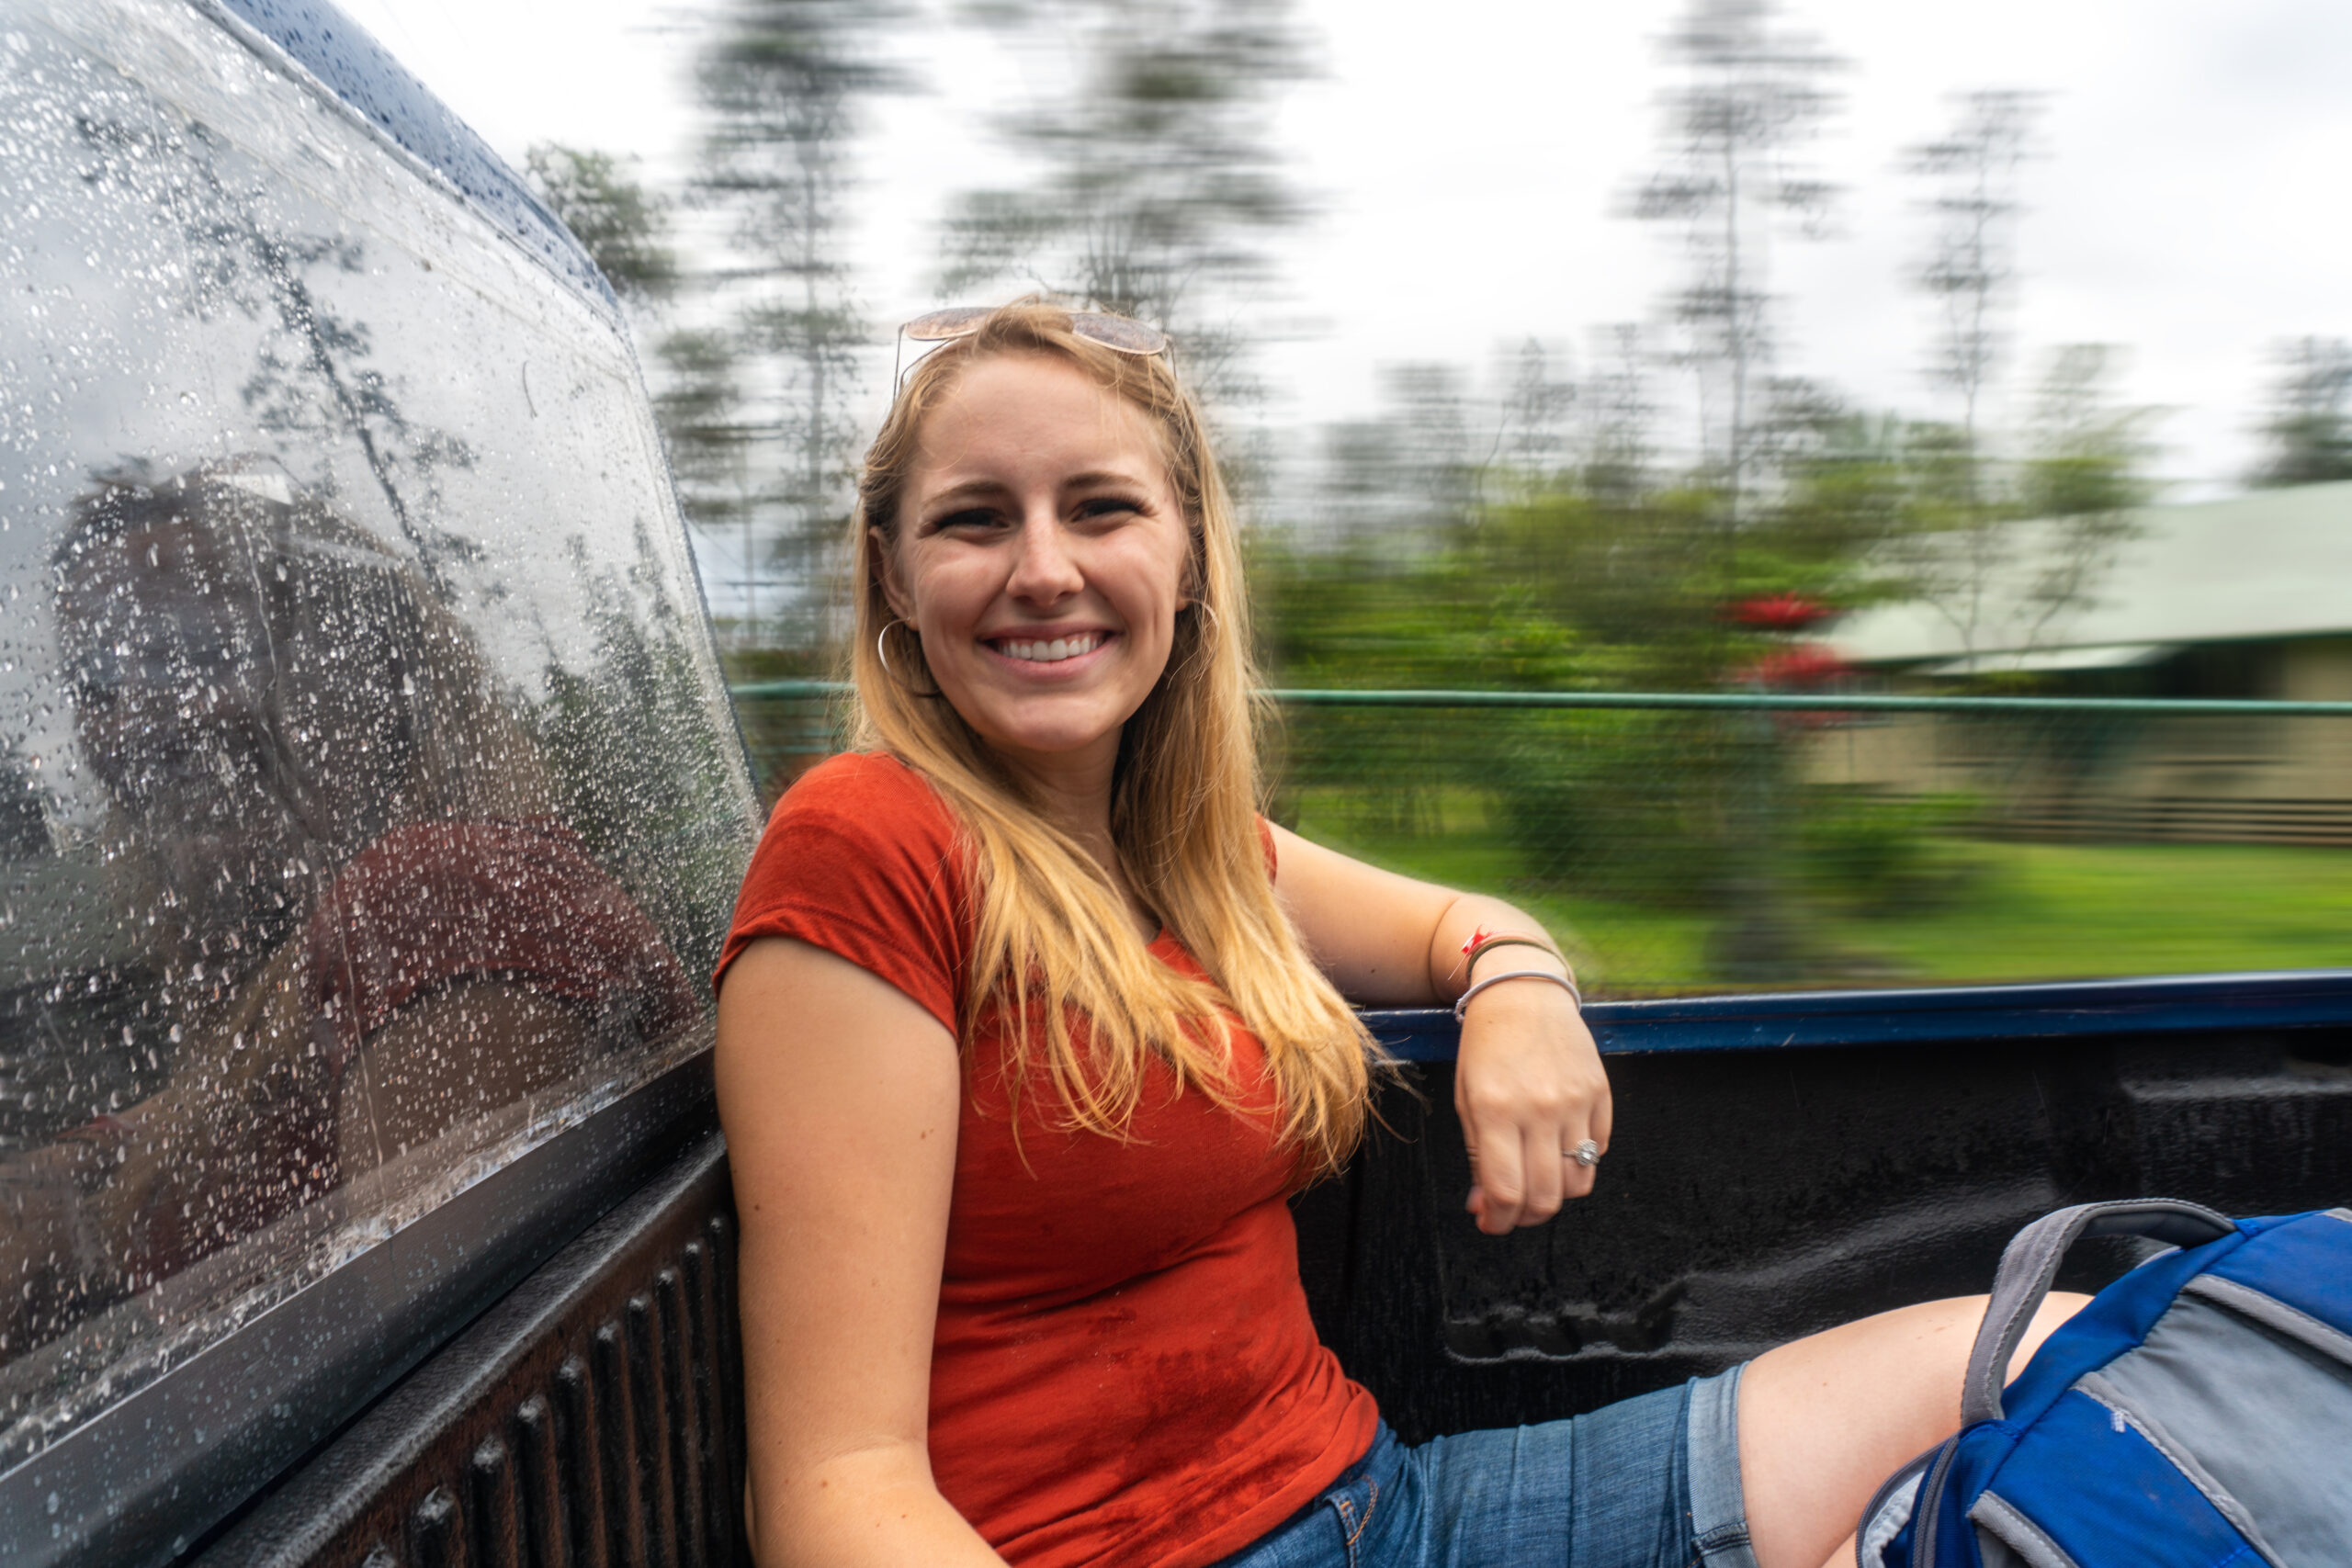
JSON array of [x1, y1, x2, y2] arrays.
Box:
[[1004, 512, 1084, 604]]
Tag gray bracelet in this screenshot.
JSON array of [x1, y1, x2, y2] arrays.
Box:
[[1464, 934, 1566, 979], [1453, 968, 1583, 1021]]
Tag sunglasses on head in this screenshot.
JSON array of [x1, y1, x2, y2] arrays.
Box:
[[893, 305, 1170, 389]]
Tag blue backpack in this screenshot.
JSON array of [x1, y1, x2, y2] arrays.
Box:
[[1858, 1199, 2352, 1568]]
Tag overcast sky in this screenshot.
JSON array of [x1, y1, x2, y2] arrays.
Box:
[[337, 0, 2352, 500]]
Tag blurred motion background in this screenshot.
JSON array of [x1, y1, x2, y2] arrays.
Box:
[[340, 0, 2352, 996]]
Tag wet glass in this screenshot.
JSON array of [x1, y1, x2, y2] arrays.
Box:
[[0, 0, 759, 1463]]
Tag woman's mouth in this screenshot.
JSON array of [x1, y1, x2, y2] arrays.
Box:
[[991, 632, 1108, 664]]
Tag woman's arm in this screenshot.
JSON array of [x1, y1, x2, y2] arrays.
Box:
[[1268, 823, 1611, 1236], [715, 937, 1007, 1568]]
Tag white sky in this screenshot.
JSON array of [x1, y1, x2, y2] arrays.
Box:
[[335, 0, 2352, 500]]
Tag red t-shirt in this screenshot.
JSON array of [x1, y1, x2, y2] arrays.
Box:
[[716, 752, 1378, 1568]]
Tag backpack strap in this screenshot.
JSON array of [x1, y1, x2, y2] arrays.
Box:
[[1960, 1199, 2236, 1427]]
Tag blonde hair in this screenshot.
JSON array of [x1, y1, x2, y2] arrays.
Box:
[[850, 301, 1381, 1176]]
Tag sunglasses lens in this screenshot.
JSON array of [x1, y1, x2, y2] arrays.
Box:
[[899, 307, 1170, 356], [902, 306, 992, 342], [1070, 312, 1169, 355]]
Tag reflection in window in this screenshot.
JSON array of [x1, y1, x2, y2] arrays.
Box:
[[0, 1, 757, 1461]]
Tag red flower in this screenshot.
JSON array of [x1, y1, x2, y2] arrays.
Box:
[[1743, 644, 1849, 688], [1727, 593, 1834, 631]]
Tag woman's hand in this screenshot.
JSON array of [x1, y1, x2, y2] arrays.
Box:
[[1268, 824, 1613, 1234], [1453, 972, 1611, 1234]]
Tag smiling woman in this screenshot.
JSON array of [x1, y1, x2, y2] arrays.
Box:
[[707, 300, 2071, 1568], [878, 353, 1195, 801]]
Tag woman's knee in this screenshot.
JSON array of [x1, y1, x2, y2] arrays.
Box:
[[1734, 1292, 2092, 1568], [2015, 1289, 2093, 1371]]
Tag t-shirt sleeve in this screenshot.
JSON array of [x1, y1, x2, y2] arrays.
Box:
[[714, 754, 967, 1036]]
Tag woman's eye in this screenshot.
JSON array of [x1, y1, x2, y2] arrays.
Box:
[[1076, 496, 1141, 522], [933, 508, 1001, 532]]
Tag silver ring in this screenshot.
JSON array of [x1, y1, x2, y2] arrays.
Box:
[[1567, 1139, 1600, 1168]]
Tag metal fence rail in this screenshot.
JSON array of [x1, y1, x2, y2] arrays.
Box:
[[729, 680, 2352, 716], [726, 682, 2352, 997]]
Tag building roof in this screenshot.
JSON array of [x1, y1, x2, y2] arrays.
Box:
[[1832, 479, 2352, 667]]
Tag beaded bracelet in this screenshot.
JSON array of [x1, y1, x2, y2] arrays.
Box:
[[1453, 968, 1583, 1021]]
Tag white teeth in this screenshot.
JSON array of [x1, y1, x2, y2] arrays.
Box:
[[1001, 634, 1101, 663]]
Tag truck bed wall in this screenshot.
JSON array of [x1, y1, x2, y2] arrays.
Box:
[[195, 1021, 2351, 1564], [1295, 1026, 2352, 1442]]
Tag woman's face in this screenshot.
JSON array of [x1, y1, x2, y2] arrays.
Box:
[[62, 521, 287, 842], [882, 352, 1193, 786]]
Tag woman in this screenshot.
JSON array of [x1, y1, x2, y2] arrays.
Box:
[[713, 302, 2080, 1568]]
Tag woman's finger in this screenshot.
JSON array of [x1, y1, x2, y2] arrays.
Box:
[[1561, 1117, 1599, 1201], [1470, 1109, 1529, 1234], [1519, 1120, 1567, 1224], [1561, 1086, 1618, 1194]]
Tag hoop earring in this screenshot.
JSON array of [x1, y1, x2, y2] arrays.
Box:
[[1170, 598, 1220, 681], [876, 619, 940, 697]]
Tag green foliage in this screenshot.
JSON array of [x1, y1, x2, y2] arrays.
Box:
[[1483, 709, 1737, 908], [1866, 345, 2158, 659], [529, 528, 759, 972], [2251, 336, 2352, 489], [1254, 465, 1883, 908], [525, 145, 677, 304], [1250, 539, 1583, 692], [1795, 789, 1986, 911], [939, 0, 1315, 404], [1248, 335, 2162, 945], [653, 329, 753, 537], [2018, 344, 2158, 519], [694, 0, 908, 652]]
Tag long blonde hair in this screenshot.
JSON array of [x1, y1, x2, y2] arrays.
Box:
[[850, 302, 1381, 1176]]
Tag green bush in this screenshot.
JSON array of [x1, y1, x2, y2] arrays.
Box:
[[1796, 789, 1987, 911]]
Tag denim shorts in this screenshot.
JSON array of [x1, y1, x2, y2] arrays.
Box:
[[1211, 1366, 1758, 1568]]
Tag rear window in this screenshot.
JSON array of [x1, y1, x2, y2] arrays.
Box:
[[0, 0, 757, 1465]]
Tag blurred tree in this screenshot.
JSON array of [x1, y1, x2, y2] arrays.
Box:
[[1628, 0, 1852, 976], [2014, 344, 2156, 649], [1874, 91, 2046, 660], [525, 144, 680, 307], [2251, 336, 2352, 488], [695, 0, 907, 650], [1880, 344, 2156, 661], [652, 329, 761, 642], [1904, 89, 2045, 502], [524, 142, 775, 644], [1580, 323, 1658, 507], [1481, 339, 1579, 507], [939, 0, 1314, 401], [1314, 363, 1480, 548], [1875, 413, 2012, 659], [1632, 0, 1844, 534]]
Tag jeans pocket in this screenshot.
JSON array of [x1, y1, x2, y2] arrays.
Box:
[[1319, 1424, 1405, 1568], [1324, 1474, 1383, 1567]]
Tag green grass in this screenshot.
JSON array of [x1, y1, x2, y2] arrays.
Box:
[[1821, 840, 2352, 985], [1295, 808, 2352, 996]]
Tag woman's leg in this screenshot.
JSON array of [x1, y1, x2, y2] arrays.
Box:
[[1736, 1291, 2090, 1568]]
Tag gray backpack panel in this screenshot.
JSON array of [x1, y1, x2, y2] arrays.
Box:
[[2070, 1291, 2352, 1568]]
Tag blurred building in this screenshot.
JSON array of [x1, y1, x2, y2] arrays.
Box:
[[1821, 480, 2352, 845]]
